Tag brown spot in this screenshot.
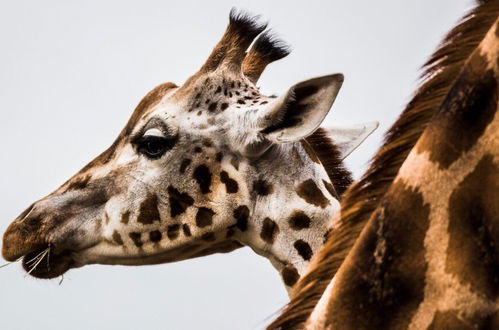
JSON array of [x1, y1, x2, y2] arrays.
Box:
[[288, 211, 311, 230], [179, 159, 191, 173], [193, 165, 212, 194], [296, 179, 330, 208], [417, 55, 497, 169], [253, 179, 273, 196], [220, 171, 239, 193], [121, 211, 130, 224], [260, 218, 279, 244], [446, 155, 499, 298], [129, 232, 143, 247], [182, 224, 192, 237], [194, 146, 202, 153], [167, 186, 194, 217], [208, 102, 218, 112], [294, 240, 313, 261], [282, 265, 300, 287], [149, 230, 162, 243], [323, 179, 339, 199], [301, 140, 320, 163], [112, 231, 124, 245], [215, 86, 222, 93], [137, 193, 161, 224], [221, 103, 229, 111], [326, 181, 430, 329], [196, 207, 215, 228], [234, 205, 249, 231], [201, 232, 216, 242], [167, 224, 180, 240], [197, 111, 202, 116], [215, 152, 224, 162]]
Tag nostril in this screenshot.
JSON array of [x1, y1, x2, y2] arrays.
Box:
[[16, 203, 36, 222]]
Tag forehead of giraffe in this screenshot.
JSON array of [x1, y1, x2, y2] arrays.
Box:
[[81, 10, 291, 169]]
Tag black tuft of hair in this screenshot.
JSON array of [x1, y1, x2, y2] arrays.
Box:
[[228, 8, 268, 43], [252, 30, 291, 62]]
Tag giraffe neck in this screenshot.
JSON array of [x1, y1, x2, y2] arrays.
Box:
[[236, 142, 340, 292]]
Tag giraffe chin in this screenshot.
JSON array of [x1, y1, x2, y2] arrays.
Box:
[[21, 247, 75, 279]]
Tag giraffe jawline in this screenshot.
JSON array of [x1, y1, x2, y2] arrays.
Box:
[[21, 246, 75, 279]]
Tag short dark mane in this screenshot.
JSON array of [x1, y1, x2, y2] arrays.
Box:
[[268, 1, 499, 329], [305, 128, 353, 196]]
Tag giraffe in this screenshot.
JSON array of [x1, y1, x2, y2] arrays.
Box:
[[2, 10, 377, 292], [269, 0, 499, 328]]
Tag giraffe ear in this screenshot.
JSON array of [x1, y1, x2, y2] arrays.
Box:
[[322, 121, 379, 160], [258, 74, 344, 143]]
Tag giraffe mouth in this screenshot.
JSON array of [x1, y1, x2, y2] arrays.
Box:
[[21, 245, 75, 279]]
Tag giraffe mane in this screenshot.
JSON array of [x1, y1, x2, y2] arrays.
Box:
[[305, 128, 353, 197], [268, 1, 499, 329]]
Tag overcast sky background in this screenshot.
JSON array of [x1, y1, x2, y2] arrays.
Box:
[[0, 1, 472, 329]]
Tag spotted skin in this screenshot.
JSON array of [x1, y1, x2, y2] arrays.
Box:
[[1, 10, 347, 297], [278, 10, 499, 330]]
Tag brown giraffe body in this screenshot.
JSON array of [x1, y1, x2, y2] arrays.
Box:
[[2, 10, 376, 292], [270, 0, 499, 328]]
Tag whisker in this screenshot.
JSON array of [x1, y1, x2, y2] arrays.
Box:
[[0, 257, 22, 269], [26, 248, 49, 265], [58, 274, 64, 286], [24, 247, 50, 278]]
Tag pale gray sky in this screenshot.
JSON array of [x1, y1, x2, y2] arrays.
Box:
[[0, 1, 472, 329]]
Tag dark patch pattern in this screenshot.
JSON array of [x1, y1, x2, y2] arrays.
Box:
[[446, 154, 499, 299], [167, 186, 194, 217], [220, 171, 239, 193], [233, 205, 250, 231], [121, 211, 130, 224], [193, 165, 212, 194], [112, 231, 124, 245], [129, 232, 143, 247], [260, 218, 279, 244], [288, 211, 311, 230], [179, 159, 191, 173], [325, 182, 430, 329], [282, 264, 300, 287], [296, 179, 330, 208], [294, 240, 313, 261], [253, 179, 273, 196], [137, 193, 161, 225], [149, 230, 162, 243], [167, 224, 181, 240], [196, 207, 215, 228], [182, 224, 192, 237], [417, 55, 497, 169]]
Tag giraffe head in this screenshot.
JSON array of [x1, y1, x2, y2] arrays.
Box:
[[2, 10, 369, 283]]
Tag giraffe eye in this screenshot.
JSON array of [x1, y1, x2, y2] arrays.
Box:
[[135, 130, 177, 159]]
